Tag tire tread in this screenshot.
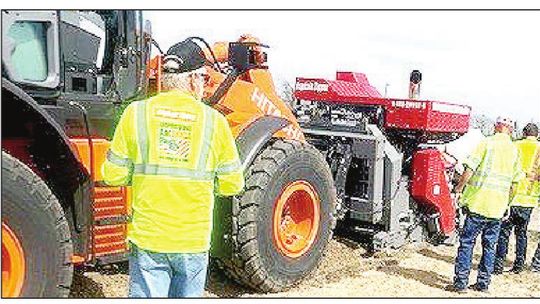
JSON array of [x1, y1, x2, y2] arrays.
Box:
[[217, 140, 337, 292], [2, 152, 73, 297]]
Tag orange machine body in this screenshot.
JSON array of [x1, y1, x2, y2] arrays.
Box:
[[149, 35, 305, 142], [207, 68, 304, 141], [70, 138, 130, 262]]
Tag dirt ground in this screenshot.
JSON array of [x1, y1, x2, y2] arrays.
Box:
[[70, 209, 540, 298]]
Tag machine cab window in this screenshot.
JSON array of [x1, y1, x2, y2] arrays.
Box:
[[7, 21, 49, 82], [1, 11, 60, 88]]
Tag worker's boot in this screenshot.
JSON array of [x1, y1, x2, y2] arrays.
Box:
[[445, 284, 467, 294], [510, 258, 526, 274], [510, 266, 524, 274], [492, 260, 504, 275], [469, 283, 489, 293]]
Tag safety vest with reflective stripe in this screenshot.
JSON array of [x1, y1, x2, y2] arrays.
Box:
[[102, 90, 244, 253], [511, 137, 540, 208], [461, 132, 524, 219]]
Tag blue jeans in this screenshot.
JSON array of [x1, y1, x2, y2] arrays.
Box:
[[453, 213, 502, 290], [532, 241, 540, 271], [494, 206, 533, 271], [128, 243, 209, 298]]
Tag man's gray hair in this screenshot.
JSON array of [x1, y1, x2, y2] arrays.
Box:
[[161, 72, 192, 92]]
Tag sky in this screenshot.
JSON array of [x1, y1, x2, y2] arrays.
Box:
[[145, 11, 540, 123]]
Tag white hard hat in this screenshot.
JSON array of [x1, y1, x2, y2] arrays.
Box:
[[495, 116, 513, 126]]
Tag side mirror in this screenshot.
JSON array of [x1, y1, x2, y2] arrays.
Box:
[[143, 19, 154, 52], [228, 42, 268, 72], [144, 19, 152, 37]]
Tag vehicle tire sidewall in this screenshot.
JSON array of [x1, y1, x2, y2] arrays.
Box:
[[256, 147, 334, 285], [2, 159, 69, 297]]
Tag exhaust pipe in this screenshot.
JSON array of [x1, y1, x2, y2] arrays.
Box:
[[408, 70, 422, 99]]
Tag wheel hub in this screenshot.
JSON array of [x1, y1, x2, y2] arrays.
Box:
[[272, 181, 320, 258], [2, 222, 25, 297]]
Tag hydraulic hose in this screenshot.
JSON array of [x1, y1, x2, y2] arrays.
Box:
[[69, 101, 95, 182], [186, 36, 224, 73]]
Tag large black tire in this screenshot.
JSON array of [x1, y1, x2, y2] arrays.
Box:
[[221, 140, 337, 292], [1, 151, 73, 297]]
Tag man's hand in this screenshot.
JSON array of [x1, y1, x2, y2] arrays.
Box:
[[526, 171, 540, 182], [509, 183, 518, 202], [453, 192, 462, 204], [501, 209, 511, 222], [454, 168, 473, 200], [452, 192, 466, 217]]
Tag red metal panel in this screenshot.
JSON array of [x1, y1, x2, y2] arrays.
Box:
[[410, 149, 456, 235], [384, 99, 429, 130], [93, 187, 128, 220], [92, 186, 129, 257], [425, 101, 470, 133], [294, 72, 471, 135], [93, 224, 127, 257], [334, 72, 382, 97]]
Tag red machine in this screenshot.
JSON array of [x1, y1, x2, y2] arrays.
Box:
[[294, 71, 470, 248], [411, 149, 456, 235], [295, 71, 470, 135]]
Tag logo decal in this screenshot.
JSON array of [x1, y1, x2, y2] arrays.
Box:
[[251, 88, 303, 140], [158, 122, 192, 162], [295, 81, 329, 92]]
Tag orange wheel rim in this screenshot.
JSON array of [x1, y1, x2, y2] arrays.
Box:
[[272, 181, 320, 258], [2, 222, 25, 297]]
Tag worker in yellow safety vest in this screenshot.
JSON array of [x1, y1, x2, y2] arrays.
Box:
[[448, 116, 523, 293], [530, 148, 540, 273], [102, 39, 245, 298], [494, 123, 540, 274]]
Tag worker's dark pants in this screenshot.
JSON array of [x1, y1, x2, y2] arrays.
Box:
[[494, 206, 533, 272], [453, 213, 501, 290], [532, 242, 540, 271]]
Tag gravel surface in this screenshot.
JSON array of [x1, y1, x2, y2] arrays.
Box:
[[70, 209, 540, 298]]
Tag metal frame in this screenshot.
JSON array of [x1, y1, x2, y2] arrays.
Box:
[[2, 78, 93, 257], [303, 122, 429, 250]]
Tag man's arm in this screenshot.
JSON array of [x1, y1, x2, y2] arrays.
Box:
[[102, 104, 136, 186], [454, 139, 486, 196], [504, 147, 525, 219], [214, 113, 245, 196], [510, 150, 525, 198], [530, 150, 540, 181], [454, 167, 474, 195]]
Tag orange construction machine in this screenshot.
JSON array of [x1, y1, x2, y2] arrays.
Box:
[[2, 11, 334, 296], [1, 10, 470, 297]]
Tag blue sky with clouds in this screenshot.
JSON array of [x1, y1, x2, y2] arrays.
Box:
[[145, 11, 539, 123]]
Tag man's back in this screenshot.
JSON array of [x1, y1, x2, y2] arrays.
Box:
[[512, 136, 540, 207], [462, 132, 522, 219], [103, 90, 244, 253]]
